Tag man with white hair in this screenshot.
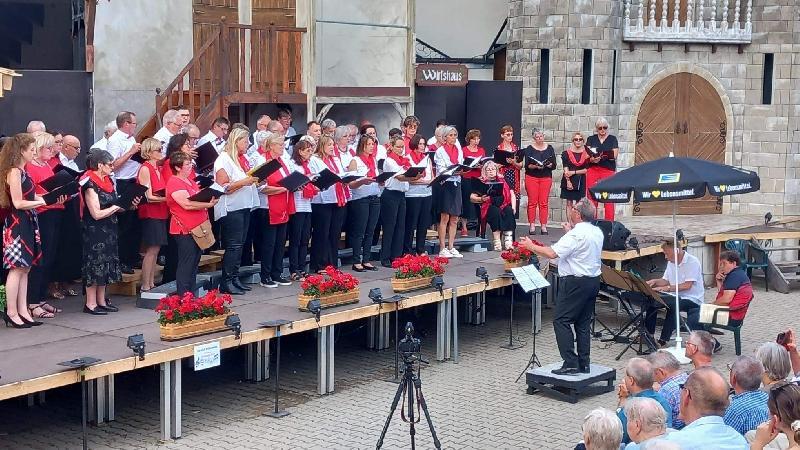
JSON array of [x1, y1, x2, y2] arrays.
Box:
[[624, 397, 668, 450], [647, 350, 688, 429], [154, 109, 182, 155], [26, 120, 46, 133], [91, 121, 118, 152], [724, 355, 769, 435], [686, 330, 715, 370], [616, 358, 673, 444], [321, 118, 336, 137], [582, 408, 624, 450]]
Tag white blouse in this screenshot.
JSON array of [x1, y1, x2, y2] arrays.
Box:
[[308, 154, 347, 205], [244, 149, 268, 209], [406, 154, 433, 198], [213, 152, 259, 220], [382, 156, 410, 193], [349, 156, 380, 200], [434, 145, 464, 183], [288, 160, 313, 213]]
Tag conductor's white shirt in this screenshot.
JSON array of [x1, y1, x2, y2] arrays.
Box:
[[551, 222, 603, 277]]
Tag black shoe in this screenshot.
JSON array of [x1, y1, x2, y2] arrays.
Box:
[[381, 260, 392, 268], [98, 302, 119, 313], [121, 264, 135, 275], [157, 255, 166, 266], [274, 276, 292, 286], [2, 312, 31, 328], [352, 264, 367, 273], [713, 340, 722, 354], [232, 278, 251, 291], [83, 306, 108, 315], [219, 281, 245, 295], [259, 279, 278, 289], [579, 365, 590, 374], [708, 328, 724, 336], [551, 366, 580, 376], [20, 315, 44, 326]]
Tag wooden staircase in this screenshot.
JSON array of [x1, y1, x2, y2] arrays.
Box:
[[138, 18, 305, 140]]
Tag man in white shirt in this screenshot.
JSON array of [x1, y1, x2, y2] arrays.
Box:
[[521, 198, 604, 375], [153, 109, 182, 155], [197, 116, 230, 153], [644, 240, 706, 348], [106, 111, 143, 273], [91, 121, 117, 152], [60, 135, 82, 171]]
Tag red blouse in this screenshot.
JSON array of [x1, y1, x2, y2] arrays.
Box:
[[25, 160, 64, 213], [138, 162, 169, 220], [162, 158, 196, 183], [166, 176, 208, 235], [462, 145, 486, 179]]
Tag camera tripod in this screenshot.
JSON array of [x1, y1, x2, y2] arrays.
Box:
[[376, 355, 441, 450]]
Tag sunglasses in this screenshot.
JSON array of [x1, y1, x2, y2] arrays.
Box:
[[598, 126, 608, 130], [573, 138, 584, 141]]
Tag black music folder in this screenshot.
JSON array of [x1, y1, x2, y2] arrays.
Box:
[[39, 170, 75, 192], [472, 181, 503, 196], [340, 174, 363, 184], [375, 171, 397, 183], [196, 174, 214, 189], [284, 134, 304, 146], [279, 171, 312, 192], [527, 155, 556, 167], [463, 156, 491, 168], [311, 169, 340, 191], [153, 188, 166, 197], [248, 159, 282, 181], [188, 186, 225, 203], [42, 181, 79, 205], [402, 166, 425, 178], [52, 164, 83, 178], [194, 142, 218, 173], [130, 151, 145, 164], [493, 149, 523, 166], [114, 183, 148, 209]]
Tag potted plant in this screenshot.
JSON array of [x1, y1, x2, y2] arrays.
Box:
[[390, 254, 449, 293], [501, 241, 539, 271], [0, 285, 5, 312], [298, 266, 360, 310], [156, 290, 233, 341]]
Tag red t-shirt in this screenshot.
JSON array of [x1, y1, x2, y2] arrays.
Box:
[[162, 158, 196, 183], [137, 162, 169, 220], [166, 176, 208, 235], [462, 145, 485, 179], [25, 160, 65, 213]]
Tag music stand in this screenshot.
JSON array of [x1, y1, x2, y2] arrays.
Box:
[[259, 320, 292, 418], [58, 357, 102, 450]]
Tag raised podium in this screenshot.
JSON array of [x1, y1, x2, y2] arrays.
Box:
[[525, 362, 616, 404]]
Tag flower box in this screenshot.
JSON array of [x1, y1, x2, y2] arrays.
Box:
[[160, 313, 233, 341], [501, 241, 540, 272], [391, 275, 435, 293], [298, 288, 360, 310], [503, 260, 530, 272], [298, 266, 360, 311]]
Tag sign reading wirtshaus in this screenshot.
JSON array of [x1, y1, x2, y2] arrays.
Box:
[[415, 64, 468, 87]]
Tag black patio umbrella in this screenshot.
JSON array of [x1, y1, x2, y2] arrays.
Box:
[[588, 153, 760, 362]]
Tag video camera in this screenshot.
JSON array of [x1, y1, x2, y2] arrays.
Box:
[[398, 321, 421, 356]]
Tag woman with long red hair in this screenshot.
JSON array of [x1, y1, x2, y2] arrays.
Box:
[[287, 139, 318, 280]]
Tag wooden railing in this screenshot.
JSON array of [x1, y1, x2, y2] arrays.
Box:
[[623, 0, 752, 44], [139, 19, 305, 140]]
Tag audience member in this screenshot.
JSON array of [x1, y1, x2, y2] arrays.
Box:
[[616, 357, 673, 443], [757, 342, 792, 387], [623, 397, 668, 450], [750, 382, 800, 450], [686, 330, 715, 369], [580, 408, 623, 450], [663, 366, 747, 449], [724, 355, 769, 435], [647, 350, 689, 429]]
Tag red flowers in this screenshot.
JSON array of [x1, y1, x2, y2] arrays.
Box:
[[300, 266, 360, 297], [500, 241, 537, 263], [155, 289, 232, 325], [391, 254, 449, 280]]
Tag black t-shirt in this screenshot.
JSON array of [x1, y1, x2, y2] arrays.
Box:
[[585, 134, 618, 171], [523, 145, 557, 178]]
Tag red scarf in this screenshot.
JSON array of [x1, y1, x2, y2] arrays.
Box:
[[567, 148, 589, 167], [361, 154, 377, 177], [463, 145, 484, 159], [78, 171, 114, 218], [442, 143, 459, 165], [323, 156, 347, 206], [408, 150, 426, 165], [238, 154, 251, 172], [478, 176, 512, 222], [388, 151, 411, 170], [300, 160, 317, 199]]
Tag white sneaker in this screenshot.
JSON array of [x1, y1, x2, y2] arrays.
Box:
[[439, 248, 453, 258], [449, 248, 463, 258]]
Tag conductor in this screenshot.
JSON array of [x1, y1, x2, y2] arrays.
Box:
[[520, 198, 603, 375]]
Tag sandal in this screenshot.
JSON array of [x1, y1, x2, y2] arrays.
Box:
[[39, 302, 62, 314], [64, 289, 79, 297], [49, 290, 65, 300], [29, 305, 55, 319]]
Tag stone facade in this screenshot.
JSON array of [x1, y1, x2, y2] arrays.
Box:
[[506, 0, 800, 221]]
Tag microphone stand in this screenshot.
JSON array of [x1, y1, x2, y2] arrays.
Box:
[[499, 273, 524, 350]]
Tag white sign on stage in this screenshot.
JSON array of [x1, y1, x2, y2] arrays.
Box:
[[194, 341, 221, 371], [510, 265, 550, 292]]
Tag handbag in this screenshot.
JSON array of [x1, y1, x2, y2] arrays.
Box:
[[175, 216, 216, 250]]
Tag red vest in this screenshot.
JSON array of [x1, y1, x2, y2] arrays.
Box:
[[138, 162, 169, 220], [265, 156, 296, 224]]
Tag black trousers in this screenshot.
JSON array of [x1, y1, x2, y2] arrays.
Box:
[[310, 203, 346, 272], [288, 211, 311, 274], [28, 209, 62, 304], [162, 234, 178, 284], [485, 204, 516, 233], [347, 196, 380, 264], [220, 208, 250, 281], [554, 275, 601, 369], [115, 179, 141, 266], [261, 219, 288, 282], [53, 197, 81, 282], [645, 296, 702, 342], [404, 195, 432, 255], [242, 208, 265, 266], [174, 234, 201, 295], [379, 190, 406, 264]]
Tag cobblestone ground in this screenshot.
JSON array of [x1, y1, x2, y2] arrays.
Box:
[[0, 281, 790, 449]]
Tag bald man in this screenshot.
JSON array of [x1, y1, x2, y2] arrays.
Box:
[[664, 367, 747, 449], [60, 135, 81, 170]]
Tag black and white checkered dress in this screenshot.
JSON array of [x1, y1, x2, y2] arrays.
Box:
[[3, 169, 42, 269]]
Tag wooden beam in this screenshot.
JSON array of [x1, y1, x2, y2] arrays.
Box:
[[316, 86, 411, 98], [314, 96, 413, 105], [705, 231, 800, 243]]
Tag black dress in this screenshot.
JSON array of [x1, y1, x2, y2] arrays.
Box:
[[81, 180, 122, 286], [560, 150, 590, 201], [2, 169, 41, 269]]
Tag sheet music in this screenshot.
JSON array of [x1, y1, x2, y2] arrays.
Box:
[[511, 265, 551, 292]]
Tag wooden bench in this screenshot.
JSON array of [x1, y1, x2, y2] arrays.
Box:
[[198, 254, 222, 272], [108, 265, 164, 296]]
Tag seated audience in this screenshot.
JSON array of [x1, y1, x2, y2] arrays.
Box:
[[757, 342, 792, 388], [750, 382, 800, 450], [663, 367, 748, 449], [686, 330, 715, 370], [647, 350, 689, 429], [623, 397, 668, 450], [779, 328, 800, 382], [616, 357, 673, 443], [724, 355, 769, 435], [578, 408, 624, 450], [711, 250, 753, 326]]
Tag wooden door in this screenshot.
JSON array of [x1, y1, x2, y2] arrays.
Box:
[[252, 0, 296, 27], [633, 72, 725, 216]]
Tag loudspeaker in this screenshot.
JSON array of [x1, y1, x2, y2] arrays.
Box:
[[591, 220, 630, 251]]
